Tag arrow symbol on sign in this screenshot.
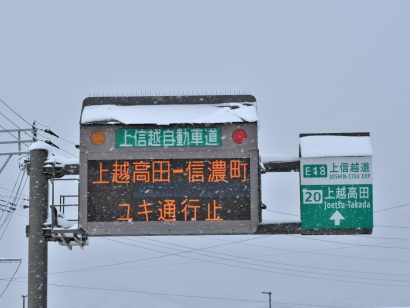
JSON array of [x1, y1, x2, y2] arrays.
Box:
[[330, 210, 344, 226]]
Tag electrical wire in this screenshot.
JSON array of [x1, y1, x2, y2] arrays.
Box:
[[375, 202, 410, 212], [107, 237, 410, 286], [0, 97, 78, 157], [38, 127, 78, 147], [265, 209, 299, 216], [0, 195, 28, 202], [0, 186, 28, 197], [34, 120, 50, 129], [356, 234, 410, 242], [97, 239, 410, 288], [261, 241, 410, 264], [0, 122, 25, 145], [374, 224, 410, 229], [4, 233, 410, 293], [42, 235, 272, 276], [0, 169, 22, 224], [8, 227, 410, 284], [95, 237, 410, 287], [8, 234, 410, 283], [49, 282, 266, 304], [49, 282, 349, 308], [265, 201, 410, 219], [36, 131, 78, 158], [0, 171, 27, 240], [0, 278, 347, 308], [0, 97, 32, 127], [0, 111, 33, 140], [132, 236, 410, 279], [289, 234, 410, 251], [0, 259, 21, 298]]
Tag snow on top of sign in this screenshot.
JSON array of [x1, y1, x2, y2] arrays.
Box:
[[300, 135, 373, 157], [80, 103, 257, 125]]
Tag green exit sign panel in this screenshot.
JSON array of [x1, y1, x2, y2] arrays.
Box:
[[300, 157, 373, 230], [116, 127, 222, 148]]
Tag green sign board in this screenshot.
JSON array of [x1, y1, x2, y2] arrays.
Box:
[[300, 157, 373, 230], [116, 128, 222, 148], [303, 164, 327, 178]]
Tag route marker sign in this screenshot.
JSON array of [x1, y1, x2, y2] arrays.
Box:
[[299, 133, 373, 233]]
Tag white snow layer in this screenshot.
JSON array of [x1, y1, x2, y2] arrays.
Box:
[[81, 103, 258, 125], [45, 154, 78, 167], [29, 141, 54, 151], [300, 135, 373, 157], [29, 141, 78, 166]]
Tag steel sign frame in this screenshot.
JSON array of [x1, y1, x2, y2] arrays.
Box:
[[79, 123, 260, 236]]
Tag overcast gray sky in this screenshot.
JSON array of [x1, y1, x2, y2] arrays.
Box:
[[1, 1, 410, 307]]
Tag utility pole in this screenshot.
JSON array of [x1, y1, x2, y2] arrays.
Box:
[[28, 148, 48, 308], [22, 294, 27, 308], [262, 291, 272, 308]]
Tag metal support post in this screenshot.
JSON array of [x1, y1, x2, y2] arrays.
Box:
[[22, 294, 27, 308], [28, 149, 48, 308], [262, 291, 272, 308]]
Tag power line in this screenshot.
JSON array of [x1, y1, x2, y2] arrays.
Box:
[[0, 122, 25, 145], [49, 282, 349, 308], [36, 131, 78, 158], [11, 232, 410, 283], [375, 224, 410, 229], [3, 211, 27, 219], [0, 279, 347, 308], [5, 234, 410, 289], [0, 97, 32, 127], [10, 235, 270, 278], [265, 201, 410, 218], [0, 259, 21, 298], [0, 169, 22, 224], [0, 171, 27, 240], [108, 238, 410, 287], [265, 209, 299, 216], [0, 186, 28, 197], [376, 202, 410, 213], [132, 236, 410, 279], [200, 235, 410, 264], [356, 234, 410, 242], [110, 237, 410, 285], [0, 97, 78, 157], [289, 235, 410, 251], [0, 111, 33, 140], [0, 259, 21, 263], [38, 127, 78, 147], [0, 195, 28, 202], [86, 238, 410, 288], [265, 241, 410, 264], [49, 282, 266, 304]]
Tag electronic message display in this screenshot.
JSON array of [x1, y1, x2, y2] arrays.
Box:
[[87, 158, 250, 223], [79, 96, 260, 236]]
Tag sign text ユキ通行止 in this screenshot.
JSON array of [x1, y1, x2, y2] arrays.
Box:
[[87, 158, 250, 223], [80, 95, 260, 235]]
